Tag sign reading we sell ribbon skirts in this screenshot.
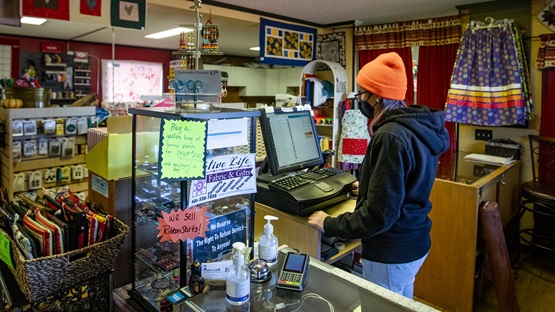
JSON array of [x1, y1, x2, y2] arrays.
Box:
[[189, 154, 256, 206]]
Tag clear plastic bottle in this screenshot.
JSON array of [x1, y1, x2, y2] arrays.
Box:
[[226, 242, 250, 305], [258, 215, 279, 267]]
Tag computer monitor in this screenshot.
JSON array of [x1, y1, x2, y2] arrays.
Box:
[[259, 108, 324, 176]]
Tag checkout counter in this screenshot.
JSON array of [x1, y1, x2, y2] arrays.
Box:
[[179, 247, 438, 312], [251, 150, 521, 312]]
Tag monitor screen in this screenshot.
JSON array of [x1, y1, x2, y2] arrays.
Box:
[[259, 108, 324, 176]]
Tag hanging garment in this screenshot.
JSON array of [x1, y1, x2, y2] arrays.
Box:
[[445, 19, 529, 126], [337, 109, 370, 167]]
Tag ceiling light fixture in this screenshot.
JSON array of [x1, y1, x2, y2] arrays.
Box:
[[21, 17, 47, 25], [250, 47, 260, 51], [145, 27, 193, 39]]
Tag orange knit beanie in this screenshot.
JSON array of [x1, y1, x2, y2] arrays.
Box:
[[356, 52, 407, 100]]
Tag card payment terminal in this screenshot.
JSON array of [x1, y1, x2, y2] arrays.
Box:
[[276, 252, 310, 291]]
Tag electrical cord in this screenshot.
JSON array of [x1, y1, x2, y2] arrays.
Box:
[[274, 293, 334, 312]]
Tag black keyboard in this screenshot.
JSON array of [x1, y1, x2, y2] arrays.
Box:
[[299, 168, 344, 181], [268, 168, 346, 193], [269, 175, 311, 192]]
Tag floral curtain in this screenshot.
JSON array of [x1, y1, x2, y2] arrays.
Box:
[[354, 16, 461, 50], [537, 34, 555, 137]]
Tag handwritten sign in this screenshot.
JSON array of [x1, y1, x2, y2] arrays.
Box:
[[189, 154, 257, 206], [156, 207, 211, 243], [159, 119, 207, 180], [193, 208, 247, 263], [0, 234, 14, 269]]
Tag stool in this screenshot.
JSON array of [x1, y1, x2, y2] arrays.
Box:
[[519, 135, 555, 257]]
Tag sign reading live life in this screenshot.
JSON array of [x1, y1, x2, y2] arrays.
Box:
[[159, 118, 207, 180], [157, 206, 211, 243], [189, 154, 257, 206]]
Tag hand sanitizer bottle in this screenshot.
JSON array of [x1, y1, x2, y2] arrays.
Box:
[[226, 242, 250, 305], [258, 215, 279, 267]]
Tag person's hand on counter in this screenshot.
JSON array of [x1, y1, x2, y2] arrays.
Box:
[[307, 211, 329, 233], [351, 181, 359, 197]]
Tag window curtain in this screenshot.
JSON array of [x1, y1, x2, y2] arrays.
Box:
[[536, 34, 555, 137], [355, 16, 461, 152], [418, 44, 459, 158]]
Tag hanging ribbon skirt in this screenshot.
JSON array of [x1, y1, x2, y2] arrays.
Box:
[[445, 22, 528, 126]]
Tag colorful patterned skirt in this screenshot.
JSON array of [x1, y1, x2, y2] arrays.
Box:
[[445, 20, 529, 126]]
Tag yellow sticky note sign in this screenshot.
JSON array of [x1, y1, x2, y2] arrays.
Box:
[[0, 234, 14, 269], [160, 119, 207, 180]]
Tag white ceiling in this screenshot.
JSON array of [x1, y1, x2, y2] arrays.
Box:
[[0, 0, 493, 58]]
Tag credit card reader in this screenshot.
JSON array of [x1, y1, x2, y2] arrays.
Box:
[[276, 252, 309, 291]]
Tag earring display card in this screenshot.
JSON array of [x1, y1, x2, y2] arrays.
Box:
[[23, 120, 37, 136], [12, 120, 23, 137], [49, 138, 61, 157], [55, 118, 65, 136], [28, 171, 43, 190], [42, 119, 56, 135], [13, 141, 22, 162], [44, 168, 57, 183], [23, 140, 37, 157], [65, 117, 77, 135], [71, 165, 84, 180], [13, 173, 25, 192], [77, 117, 89, 135], [38, 138, 48, 155], [61, 137, 75, 158], [60, 167, 71, 182]]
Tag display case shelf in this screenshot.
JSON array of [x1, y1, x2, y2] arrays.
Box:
[[128, 106, 260, 311]]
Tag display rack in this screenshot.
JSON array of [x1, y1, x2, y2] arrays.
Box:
[[128, 107, 260, 311], [0, 106, 96, 200], [299, 60, 348, 167], [171, 0, 223, 74]]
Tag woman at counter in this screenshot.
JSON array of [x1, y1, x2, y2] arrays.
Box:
[[308, 52, 450, 299]]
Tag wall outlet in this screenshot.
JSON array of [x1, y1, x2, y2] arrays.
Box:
[[475, 129, 493, 141]]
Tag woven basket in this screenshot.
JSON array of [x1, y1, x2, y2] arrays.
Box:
[[3, 217, 129, 302]]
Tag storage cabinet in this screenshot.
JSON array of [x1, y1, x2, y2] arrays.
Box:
[[0, 107, 96, 200], [414, 154, 521, 312], [299, 60, 348, 167], [128, 107, 260, 311]]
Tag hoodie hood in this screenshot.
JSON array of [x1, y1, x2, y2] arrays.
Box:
[[372, 105, 449, 156]]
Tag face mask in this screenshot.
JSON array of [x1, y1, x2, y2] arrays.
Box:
[[359, 101, 374, 119]]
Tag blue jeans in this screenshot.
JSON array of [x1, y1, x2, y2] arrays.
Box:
[[362, 253, 428, 299]]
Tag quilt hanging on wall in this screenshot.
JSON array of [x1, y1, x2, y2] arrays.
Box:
[[538, 0, 555, 32], [317, 32, 346, 69], [259, 18, 317, 66]]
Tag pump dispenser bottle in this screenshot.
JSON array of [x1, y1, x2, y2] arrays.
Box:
[[258, 215, 279, 267], [226, 242, 250, 305]]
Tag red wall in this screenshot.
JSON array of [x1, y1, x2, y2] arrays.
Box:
[[0, 35, 174, 102]]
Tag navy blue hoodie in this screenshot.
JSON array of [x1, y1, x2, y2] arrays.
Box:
[[323, 105, 450, 263]]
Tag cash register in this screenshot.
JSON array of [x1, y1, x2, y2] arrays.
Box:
[[256, 107, 356, 216]]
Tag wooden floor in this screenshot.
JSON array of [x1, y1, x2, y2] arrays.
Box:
[[473, 251, 555, 312]]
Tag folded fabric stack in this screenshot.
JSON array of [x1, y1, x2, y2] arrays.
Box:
[[0, 186, 114, 259]]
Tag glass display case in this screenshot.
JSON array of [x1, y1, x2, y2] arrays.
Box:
[[128, 106, 260, 311]]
